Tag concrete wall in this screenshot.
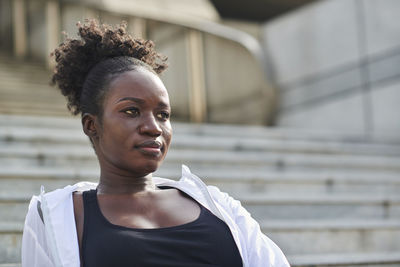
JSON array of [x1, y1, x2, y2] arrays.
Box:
[[203, 34, 274, 124], [262, 0, 400, 138]]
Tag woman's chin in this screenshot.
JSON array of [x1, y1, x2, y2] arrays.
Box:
[[132, 161, 162, 176]]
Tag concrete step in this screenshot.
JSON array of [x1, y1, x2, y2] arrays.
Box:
[[0, 101, 67, 111], [167, 151, 400, 172], [1, 142, 400, 173], [1, 220, 399, 264], [1, 114, 399, 144], [2, 167, 399, 196], [263, 220, 400, 255], [0, 223, 22, 265], [0, 114, 81, 128], [0, 66, 47, 76], [0, 177, 94, 201], [0, 92, 63, 104], [0, 88, 65, 98], [0, 89, 59, 98], [0, 79, 54, 89], [0, 107, 69, 117], [187, 170, 400, 195], [0, 77, 53, 94], [0, 57, 66, 116], [1, 167, 399, 197], [172, 124, 400, 146], [0, 61, 46, 71], [0, 99, 66, 109], [163, 136, 400, 157], [1, 126, 400, 158], [0, 108, 68, 117], [0, 59, 47, 72], [0, 55, 44, 66], [2, 191, 399, 223], [243, 194, 400, 220], [0, 72, 51, 82], [0, 66, 47, 78], [2, 254, 400, 267], [288, 252, 400, 267], [0, 200, 31, 223], [1, 162, 400, 190]]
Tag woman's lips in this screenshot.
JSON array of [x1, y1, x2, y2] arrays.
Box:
[[140, 147, 161, 153], [135, 140, 163, 156]]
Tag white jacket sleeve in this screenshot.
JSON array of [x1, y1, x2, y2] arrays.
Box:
[[208, 186, 290, 267], [21, 196, 55, 267]]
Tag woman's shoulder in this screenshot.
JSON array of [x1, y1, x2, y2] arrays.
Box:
[[40, 181, 97, 200], [25, 181, 97, 222]]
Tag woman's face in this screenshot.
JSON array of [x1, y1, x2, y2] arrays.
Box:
[[95, 68, 172, 177]]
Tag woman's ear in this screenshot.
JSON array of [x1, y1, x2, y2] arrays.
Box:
[[82, 113, 99, 141]]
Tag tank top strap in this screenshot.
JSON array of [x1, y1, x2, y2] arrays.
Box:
[[81, 189, 100, 267], [82, 189, 97, 207], [82, 189, 100, 221]]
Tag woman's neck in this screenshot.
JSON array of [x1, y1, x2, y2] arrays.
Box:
[[97, 169, 157, 195]]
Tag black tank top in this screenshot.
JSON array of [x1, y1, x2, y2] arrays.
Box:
[[81, 189, 243, 267]]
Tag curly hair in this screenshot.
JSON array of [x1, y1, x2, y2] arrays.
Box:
[[51, 19, 168, 116]]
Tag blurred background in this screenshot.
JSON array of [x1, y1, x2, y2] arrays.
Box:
[[0, 0, 399, 266]]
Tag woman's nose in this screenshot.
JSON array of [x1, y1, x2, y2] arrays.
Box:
[[139, 114, 162, 136]]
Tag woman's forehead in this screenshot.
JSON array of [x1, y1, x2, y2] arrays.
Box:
[[106, 69, 170, 105]]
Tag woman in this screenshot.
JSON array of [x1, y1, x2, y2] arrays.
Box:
[[21, 20, 290, 267]]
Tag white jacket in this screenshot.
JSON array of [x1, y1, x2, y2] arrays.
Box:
[[22, 165, 290, 267]]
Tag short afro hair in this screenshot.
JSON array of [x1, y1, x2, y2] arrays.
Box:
[[51, 19, 168, 116]]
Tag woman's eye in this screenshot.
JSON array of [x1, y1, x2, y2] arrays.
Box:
[[124, 108, 139, 117], [157, 111, 170, 120]]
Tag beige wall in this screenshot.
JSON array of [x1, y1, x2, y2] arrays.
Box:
[[203, 34, 275, 124]]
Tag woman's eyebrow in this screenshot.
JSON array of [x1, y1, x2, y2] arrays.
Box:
[[117, 97, 169, 109], [158, 102, 170, 109], [117, 97, 145, 104]]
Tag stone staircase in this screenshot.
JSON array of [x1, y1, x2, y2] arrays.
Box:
[[0, 54, 69, 117], [1, 54, 400, 266], [0, 114, 399, 267]]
